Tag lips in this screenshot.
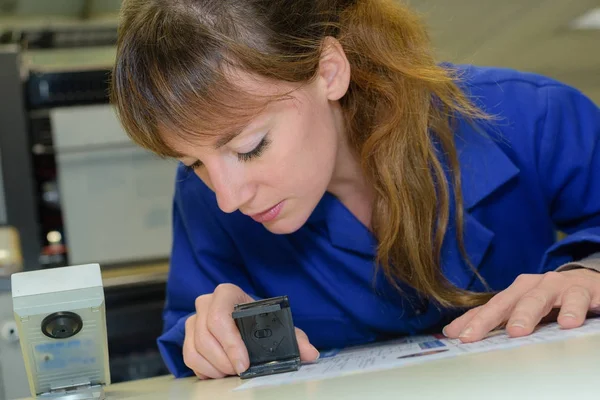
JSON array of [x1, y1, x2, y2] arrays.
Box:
[[248, 201, 284, 223]]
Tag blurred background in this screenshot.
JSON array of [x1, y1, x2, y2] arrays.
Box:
[[418, 0, 600, 103], [0, 0, 598, 398]]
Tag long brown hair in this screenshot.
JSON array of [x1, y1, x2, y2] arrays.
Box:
[[110, 0, 495, 309]]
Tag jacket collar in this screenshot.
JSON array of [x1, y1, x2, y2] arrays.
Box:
[[308, 192, 378, 257], [455, 120, 520, 210], [307, 119, 519, 257]]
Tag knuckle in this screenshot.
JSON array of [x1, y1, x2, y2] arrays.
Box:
[[486, 295, 511, 312], [214, 283, 236, 295], [526, 288, 549, 302], [465, 305, 484, 317], [510, 307, 536, 322], [542, 271, 563, 283], [463, 304, 488, 325], [572, 273, 594, 287], [563, 285, 591, 300], [514, 274, 534, 285], [195, 294, 211, 311], [222, 341, 241, 358], [521, 289, 550, 308], [465, 311, 488, 328], [206, 310, 228, 332], [450, 306, 480, 327], [511, 312, 535, 325], [184, 315, 196, 332], [482, 297, 512, 318]]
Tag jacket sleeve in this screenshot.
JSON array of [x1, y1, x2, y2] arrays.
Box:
[[157, 169, 258, 378], [537, 84, 600, 271], [556, 252, 600, 273]]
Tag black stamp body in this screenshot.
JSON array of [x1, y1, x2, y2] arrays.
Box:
[[232, 296, 301, 379]]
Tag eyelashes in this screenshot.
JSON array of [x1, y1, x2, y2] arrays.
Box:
[[237, 136, 271, 162], [183, 135, 271, 173]]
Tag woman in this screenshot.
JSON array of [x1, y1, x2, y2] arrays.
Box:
[[110, 0, 600, 380]]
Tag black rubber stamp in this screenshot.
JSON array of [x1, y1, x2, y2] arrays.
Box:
[[232, 296, 301, 379]]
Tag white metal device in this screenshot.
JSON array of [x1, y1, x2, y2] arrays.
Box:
[[11, 264, 111, 399]]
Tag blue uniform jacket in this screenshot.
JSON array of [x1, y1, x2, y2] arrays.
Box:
[[156, 64, 600, 378]]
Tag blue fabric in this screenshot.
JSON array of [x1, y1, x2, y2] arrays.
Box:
[[156, 64, 600, 378]]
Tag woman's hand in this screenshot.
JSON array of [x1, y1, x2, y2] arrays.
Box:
[[183, 283, 320, 379], [443, 269, 600, 342]]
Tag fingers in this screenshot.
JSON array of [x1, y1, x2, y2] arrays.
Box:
[[557, 285, 592, 329], [183, 315, 226, 379], [185, 284, 256, 379], [445, 274, 543, 342], [295, 327, 320, 362], [186, 286, 321, 380], [452, 288, 524, 342], [194, 299, 236, 376], [506, 272, 563, 337], [455, 297, 512, 343], [206, 284, 254, 375], [442, 306, 482, 338], [186, 350, 226, 380], [444, 270, 600, 344], [194, 372, 209, 380]]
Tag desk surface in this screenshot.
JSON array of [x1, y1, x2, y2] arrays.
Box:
[[19, 332, 600, 400]]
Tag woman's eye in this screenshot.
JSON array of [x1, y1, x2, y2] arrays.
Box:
[[182, 136, 271, 171], [237, 136, 271, 162], [184, 160, 203, 173]]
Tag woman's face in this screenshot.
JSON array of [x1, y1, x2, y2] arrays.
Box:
[[165, 44, 351, 234]]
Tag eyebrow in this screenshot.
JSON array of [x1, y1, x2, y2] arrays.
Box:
[[213, 117, 262, 149], [213, 130, 242, 149], [172, 127, 246, 159]]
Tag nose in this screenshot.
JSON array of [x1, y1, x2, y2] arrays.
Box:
[[204, 164, 254, 214]]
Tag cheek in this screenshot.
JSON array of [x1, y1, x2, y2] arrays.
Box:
[[302, 105, 338, 171], [249, 93, 338, 199], [272, 108, 337, 189]]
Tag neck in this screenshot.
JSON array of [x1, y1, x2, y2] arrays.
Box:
[[327, 106, 375, 229]]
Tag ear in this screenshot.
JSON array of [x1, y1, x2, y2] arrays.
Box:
[[318, 37, 351, 101]]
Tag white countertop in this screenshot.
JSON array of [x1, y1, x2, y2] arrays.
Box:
[[18, 331, 600, 400]]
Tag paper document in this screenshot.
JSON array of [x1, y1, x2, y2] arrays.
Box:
[[236, 317, 600, 390]]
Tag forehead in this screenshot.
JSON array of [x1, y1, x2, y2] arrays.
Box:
[[160, 72, 305, 157]]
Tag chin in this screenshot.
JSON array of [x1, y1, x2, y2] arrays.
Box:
[[262, 213, 309, 235]]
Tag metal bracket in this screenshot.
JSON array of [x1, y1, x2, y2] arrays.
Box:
[[40, 382, 105, 400]]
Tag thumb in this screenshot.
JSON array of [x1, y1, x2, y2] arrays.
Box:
[[295, 327, 320, 362]]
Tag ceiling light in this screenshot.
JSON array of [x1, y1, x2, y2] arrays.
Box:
[[570, 8, 600, 30]]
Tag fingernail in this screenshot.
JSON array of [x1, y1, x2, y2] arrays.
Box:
[[442, 326, 449, 337], [458, 327, 472, 338], [235, 361, 246, 375], [563, 312, 577, 319], [311, 345, 320, 360], [510, 320, 526, 329]]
